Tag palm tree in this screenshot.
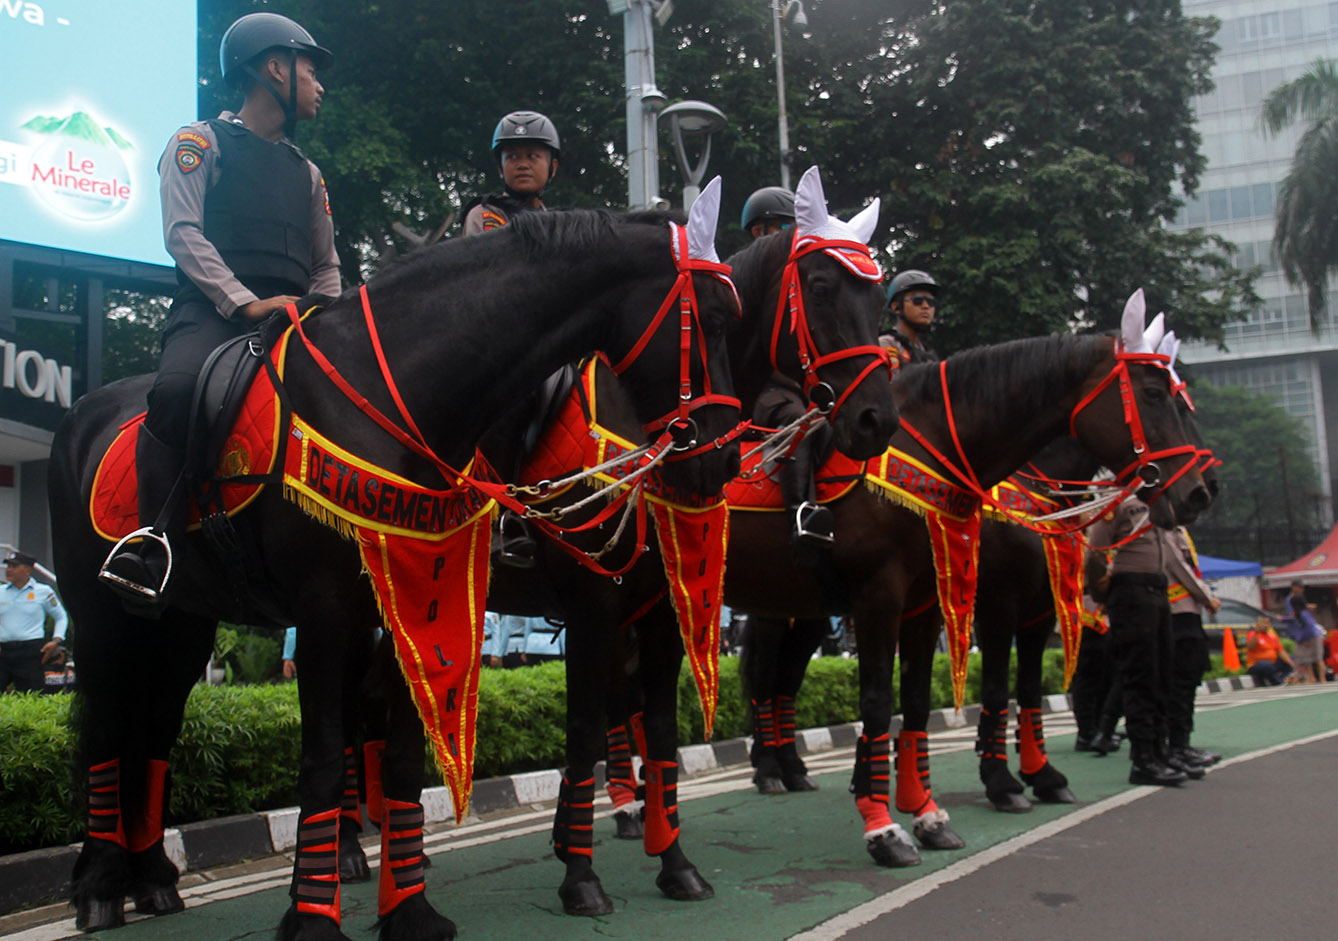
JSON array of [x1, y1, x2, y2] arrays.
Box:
[[1260, 60, 1338, 332]]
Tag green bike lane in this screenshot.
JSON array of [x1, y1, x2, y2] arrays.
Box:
[[12, 684, 1338, 940]]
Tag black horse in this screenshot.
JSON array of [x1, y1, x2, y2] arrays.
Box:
[[52, 206, 746, 940]]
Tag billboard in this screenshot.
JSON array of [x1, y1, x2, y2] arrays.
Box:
[[0, 1, 197, 267]]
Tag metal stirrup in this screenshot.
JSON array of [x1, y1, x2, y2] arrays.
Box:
[[793, 502, 834, 544], [97, 527, 173, 600]]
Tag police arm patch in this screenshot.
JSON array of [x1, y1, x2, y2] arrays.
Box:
[[174, 130, 209, 174]]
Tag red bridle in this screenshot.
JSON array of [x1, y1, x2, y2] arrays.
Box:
[[610, 221, 748, 461], [769, 230, 887, 421]]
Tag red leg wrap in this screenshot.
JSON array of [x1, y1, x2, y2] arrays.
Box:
[[126, 758, 169, 854], [605, 725, 636, 808], [377, 799, 425, 916], [1016, 708, 1048, 776], [752, 698, 777, 748], [339, 747, 361, 827], [895, 731, 940, 817], [363, 740, 385, 827], [628, 711, 649, 802], [642, 760, 680, 856], [851, 734, 892, 835], [775, 695, 797, 748], [86, 758, 126, 848], [552, 775, 596, 862], [975, 707, 1010, 762], [294, 807, 341, 924]]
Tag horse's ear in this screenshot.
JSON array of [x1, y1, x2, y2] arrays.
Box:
[[1142, 312, 1165, 354], [846, 198, 880, 246], [686, 175, 723, 263], [1120, 289, 1147, 352], [794, 166, 828, 237], [1158, 330, 1185, 388]]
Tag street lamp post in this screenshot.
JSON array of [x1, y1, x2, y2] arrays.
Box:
[[610, 0, 671, 209], [771, 0, 808, 190], [659, 100, 727, 211]]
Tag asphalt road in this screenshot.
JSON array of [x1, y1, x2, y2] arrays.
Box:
[[5, 682, 1335, 940]]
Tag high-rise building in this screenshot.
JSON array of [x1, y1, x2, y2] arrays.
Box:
[[1173, 1, 1338, 526]]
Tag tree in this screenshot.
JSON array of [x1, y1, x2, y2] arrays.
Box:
[[1260, 58, 1338, 331]]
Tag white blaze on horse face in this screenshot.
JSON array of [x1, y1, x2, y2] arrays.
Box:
[[1120, 288, 1148, 353], [793, 164, 880, 246], [1142, 312, 1165, 355], [685, 175, 723, 263]]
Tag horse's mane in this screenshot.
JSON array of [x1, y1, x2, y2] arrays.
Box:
[[897, 333, 1111, 413], [725, 229, 791, 303]]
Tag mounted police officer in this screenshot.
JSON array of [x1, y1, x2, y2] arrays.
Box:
[[740, 185, 795, 240], [881, 269, 939, 367], [462, 110, 562, 566], [99, 13, 340, 608], [463, 110, 560, 234]]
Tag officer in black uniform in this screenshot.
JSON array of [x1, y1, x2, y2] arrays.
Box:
[[880, 269, 939, 367], [461, 111, 562, 566], [99, 13, 340, 606]]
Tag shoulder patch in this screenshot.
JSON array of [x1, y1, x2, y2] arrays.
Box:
[[481, 209, 508, 230], [176, 130, 210, 149], [320, 175, 331, 215], [175, 140, 206, 174]]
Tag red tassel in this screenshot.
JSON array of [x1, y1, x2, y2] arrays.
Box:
[[126, 759, 169, 853], [377, 800, 425, 916], [894, 730, 939, 817], [642, 760, 680, 856]]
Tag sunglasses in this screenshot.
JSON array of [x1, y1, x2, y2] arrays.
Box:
[[907, 294, 936, 307]]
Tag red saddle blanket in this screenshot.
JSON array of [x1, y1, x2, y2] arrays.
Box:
[[89, 363, 282, 541], [724, 448, 864, 510]]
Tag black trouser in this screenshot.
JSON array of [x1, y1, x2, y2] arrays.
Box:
[[1070, 624, 1113, 738], [0, 639, 45, 693], [1106, 573, 1172, 745], [1167, 612, 1210, 747], [145, 297, 251, 448]]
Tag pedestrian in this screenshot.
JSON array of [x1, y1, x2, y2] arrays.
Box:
[[0, 552, 70, 693], [1281, 581, 1326, 684], [1244, 617, 1294, 686], [282, 626, 297, 679], [99, 12, 340, 607]]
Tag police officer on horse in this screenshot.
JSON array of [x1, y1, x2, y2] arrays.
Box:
[[100, 13, 340, 607], [881, 269, 939, 367]]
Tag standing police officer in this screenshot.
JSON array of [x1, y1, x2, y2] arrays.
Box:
[[881, 270, 939, 367], [100, 13, 340, 607]]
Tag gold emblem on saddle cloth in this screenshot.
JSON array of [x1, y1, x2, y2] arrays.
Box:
[[219, 435, 252, 477]]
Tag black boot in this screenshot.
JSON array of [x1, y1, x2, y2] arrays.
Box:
[[491, 510, 536, 569], [1088, 714, 1122, 756], [1162, 743, 1206, 780], [779, 438, 832, 565], [1128, 739, 1187, 787], [1173, 744, 1221, 767], [98, 426, 187, 611]]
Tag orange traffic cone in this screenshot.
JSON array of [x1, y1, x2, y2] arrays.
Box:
[[1222, 626, 1241, 672]]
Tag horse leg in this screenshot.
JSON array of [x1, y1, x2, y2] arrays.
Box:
[[774, 618, 827, 791], [741, 616, 788, 794], [374, 645, 455, 941], [975, 619, 1031, 813], [338, 634, 374, 884], [605, 625, 644, 841], [851, 604, 920, 868], [1015, 619, 1075, 804], [637, 602, 713, 902], [896, 612, 965, 850]]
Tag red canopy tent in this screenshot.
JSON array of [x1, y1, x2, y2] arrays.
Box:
[[1263, 523, 1338, 589]]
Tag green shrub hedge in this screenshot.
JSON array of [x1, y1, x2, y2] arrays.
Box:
[[0, 650, 1247, 854]]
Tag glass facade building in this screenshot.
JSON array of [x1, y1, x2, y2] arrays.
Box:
[[1173, 1, 1338, 524]]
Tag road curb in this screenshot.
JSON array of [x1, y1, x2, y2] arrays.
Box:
[[0, 694, 1081, 916]]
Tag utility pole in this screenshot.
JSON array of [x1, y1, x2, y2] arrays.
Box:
[[610, 1, 669, 209]]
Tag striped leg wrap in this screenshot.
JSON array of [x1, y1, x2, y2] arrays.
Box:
[[975, 706, 1010, 762], [1015, 708, 1048, 776], [850, 734, 892, 836], [126, 759, 169, 854], [752, 698, 777, 748], [894, 730, 940, 818], [642, 760, 680, 856], [363, 740, 385, 828], [294, 807, 341, 924], [339, 747, 361, 827], [605, 725, 637, 809], [628, 711, 649, 802], [377, 800, 425, 916], [552, 775, 596, 861], [774, 695, 797, 747], [86, 759, 126, 847]]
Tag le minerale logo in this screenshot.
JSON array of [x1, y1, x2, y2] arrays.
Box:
[[21, 110, 134, 221]]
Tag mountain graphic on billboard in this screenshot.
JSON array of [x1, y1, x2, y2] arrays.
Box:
[[23, 112, 135, 151], [21, 111, 135, 222]]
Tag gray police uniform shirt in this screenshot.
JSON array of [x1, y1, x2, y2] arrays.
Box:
[[160, 112, 341, 319]]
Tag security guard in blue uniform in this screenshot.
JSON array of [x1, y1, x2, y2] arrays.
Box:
[[100, 13, 340, 607], [1, 552, 69, 692]]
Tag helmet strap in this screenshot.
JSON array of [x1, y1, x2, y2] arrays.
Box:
[[242, 49, 299, 138]]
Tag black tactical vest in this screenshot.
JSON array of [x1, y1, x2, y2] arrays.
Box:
[[182, 118, 314, 297]]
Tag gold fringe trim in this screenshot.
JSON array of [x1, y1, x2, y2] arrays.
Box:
[[863, 477, 929, 520]]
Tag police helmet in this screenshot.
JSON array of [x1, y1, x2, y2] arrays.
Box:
[[491, 111, 562, 162], [740, 186, 796, 231], [886, 269, 939, 306], [220, 13, 333, 86]]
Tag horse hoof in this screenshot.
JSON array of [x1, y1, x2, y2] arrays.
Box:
[[76, 897, 125, 932], [915, 821, 966, 851], [559, 876, 615, 917], [782, 773, 819, 792], [754, 774, 787, 795], [989, 791, 1034, 813], [866, 832, 920, 868], [133, 883, 184, 916], [1035, 785, 1077, 804], [613, 809, 644, 840], [374, 892, 456, 941], [656, 865, 715, 901], [278, 907, 354, 941], [339, 847, 371, 883]]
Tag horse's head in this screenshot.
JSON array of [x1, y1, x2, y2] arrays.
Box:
[[605, 178, 743, 496], [1069, 290, 1212, 527], [1161, 330, 1221, 507], [728, 166, 898, 460]]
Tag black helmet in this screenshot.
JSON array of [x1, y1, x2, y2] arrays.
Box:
[[886, 269, 938, 305], [220, 13, 332, 86], [741, 186, 796, 230], [491, 111, 561, 162]]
